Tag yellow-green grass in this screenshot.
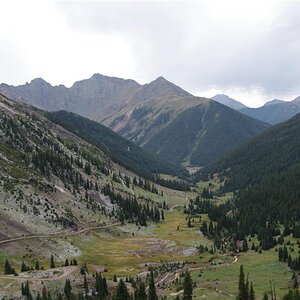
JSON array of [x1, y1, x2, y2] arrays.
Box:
[[63, 209, 211, 278], [214, 192, 234, 204], [154, 210, 211, 248], [188, 249, 292, 299]]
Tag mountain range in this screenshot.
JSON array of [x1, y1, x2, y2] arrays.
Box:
[[211, 94, 247, 110], [0, 75, 268, 167], [211, 92, 300, 125], [240, 96, 300, 124]]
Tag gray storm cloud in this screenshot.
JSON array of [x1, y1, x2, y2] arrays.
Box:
[[57, 0, 300, 97], [1, 0, 300, 106]]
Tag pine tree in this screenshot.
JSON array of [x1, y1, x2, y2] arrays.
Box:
[[21, 280, 32, 299], [242, 239, 248, 252], [21, 261, 27, 272], [114, 279, 131, 300], [183, 270, 193, 300], [50, 255, 55, 269], [262, 292, 269, 300], [35, 261, 40, 270], [64, 279, 72, 300], [65, 259, 69, 267], [237, 265, 248, 300], [103, 276, 108, 297], [148, 270, 158, 300], [249, 282, 255, 300], [4, 259, 12, 274], [135, 281, 147, 300]]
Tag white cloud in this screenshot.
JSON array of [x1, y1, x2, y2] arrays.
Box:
[[1, 0, 300, 106]]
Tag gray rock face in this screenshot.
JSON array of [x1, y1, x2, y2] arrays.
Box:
[[0, 74, 141, 121]]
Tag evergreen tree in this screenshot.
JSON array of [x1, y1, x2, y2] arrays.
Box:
[[103, 276, 108, 297], [148, 270, 158, 300], [237, 265, 248, 300], [135, 281, 147, 300], [183, 270, 193, 300], [249, 282, 255, 300], [114, 279, 131, 300], [64, 279, 72, 300], [65, 259, 69, 267], [4, 259, 12, 274], [21, 280, 32, 300], [242, 239, 249, 252], [21, 261, 28, 272], [50, 255, 55, 269], [35, 261, 40, 270], [262, 292, 269, 300]]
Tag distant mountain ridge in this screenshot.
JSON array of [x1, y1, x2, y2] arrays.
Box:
[[240, 96, 300, 124], [211, 93, 300, 125], [211, 94, 246, 110], [0, 75, 269, 167], [0, 74, 141, 121], [263, 99, 286, 107]]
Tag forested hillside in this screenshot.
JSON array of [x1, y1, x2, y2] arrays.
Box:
[[197, 113, 300, 190], [142, 100, 268, 166], [47, 111, 186, 179], [0, 93, 172, 240], [193, 113, 300, 248]]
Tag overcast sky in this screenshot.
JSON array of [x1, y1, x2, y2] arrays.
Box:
[[1, 0, 300, 107]]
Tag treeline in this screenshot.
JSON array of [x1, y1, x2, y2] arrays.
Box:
[[103, 184, 164, 226], [154, 175, 191, 192], [185, 196, 279, 251], [132, 176, 160, 195]]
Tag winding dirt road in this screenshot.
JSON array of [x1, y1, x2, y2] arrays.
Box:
[[0, 223, 121, 246]]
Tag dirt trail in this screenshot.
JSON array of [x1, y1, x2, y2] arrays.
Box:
[[156, 255, 239, 290], [0, 223, 121, 246], [169, 205, 181, 212]]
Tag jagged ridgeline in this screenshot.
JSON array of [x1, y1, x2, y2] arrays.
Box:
[[193, 112, 300, 248], [46, 110, 187, 179]]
